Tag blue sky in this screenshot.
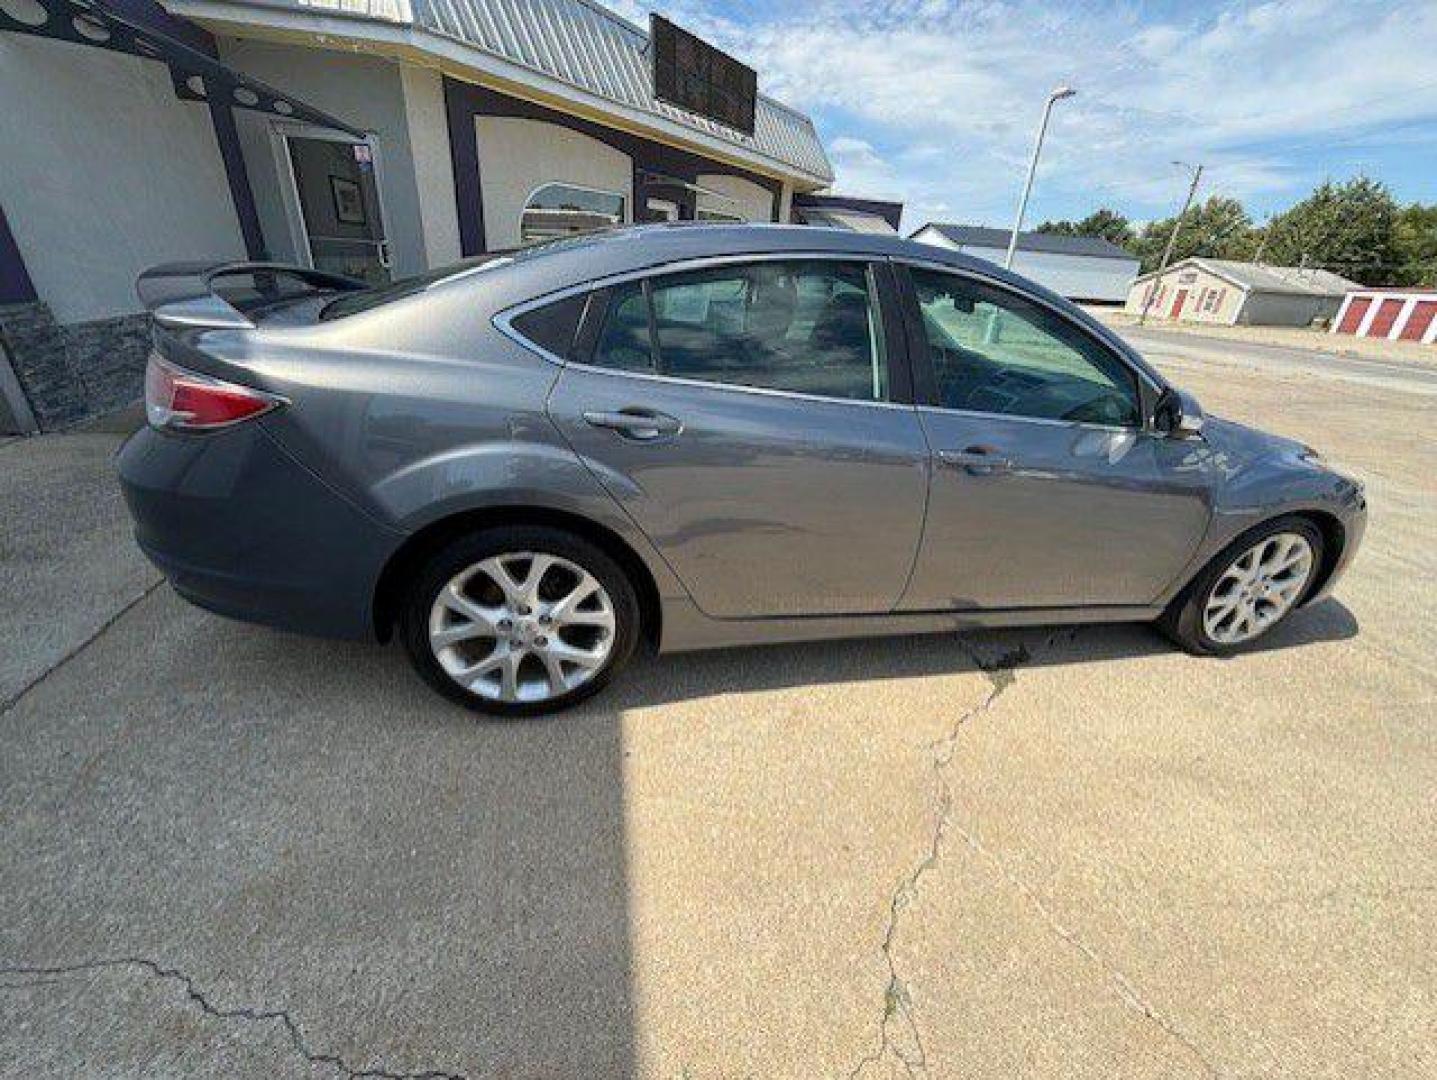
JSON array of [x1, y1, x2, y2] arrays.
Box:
[[603, 0, 1437, 232]]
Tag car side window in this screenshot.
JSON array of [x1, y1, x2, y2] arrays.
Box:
[[909, 267, 1140, 427], [588, 260, 891, 402], [508, 293, 587, 359], [591, 282, 656, 373]]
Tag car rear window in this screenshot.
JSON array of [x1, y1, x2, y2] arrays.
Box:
[[319, 231, 623, 321], [318, 257, 503, 320]]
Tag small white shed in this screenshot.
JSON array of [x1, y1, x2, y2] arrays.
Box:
[[910, 223, 1140, 303]]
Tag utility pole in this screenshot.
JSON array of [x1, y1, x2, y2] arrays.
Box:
[[1004, 85, 1077, 270], [1138, 161, 1203, 325]]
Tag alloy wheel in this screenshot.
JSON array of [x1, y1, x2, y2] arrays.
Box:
[[1202, 532, 1315, 646], [428, 551, 616, 704]]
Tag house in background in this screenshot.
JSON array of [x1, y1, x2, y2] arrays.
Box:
[[0, 0, 835, 432], [1126, 258, 1359, 327], [1331, 287, 1437, 345], [909, 223, 1140, 303]]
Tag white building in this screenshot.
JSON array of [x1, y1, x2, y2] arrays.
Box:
[[0, 0, 834, 432], [909, 224, 1140, 303], [1125, 258, 1358, 328]]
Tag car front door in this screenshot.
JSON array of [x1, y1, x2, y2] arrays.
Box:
[[544, 256, 929, 619], [896, 263, 1211, 612]]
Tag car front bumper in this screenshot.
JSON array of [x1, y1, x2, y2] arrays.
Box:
[[1308, 479, 1367, 604], [117, 422, 402, 640]]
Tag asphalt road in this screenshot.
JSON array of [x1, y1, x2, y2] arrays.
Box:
[[1, 336, 1432, 1079], [1120, 324, 1437, 397]]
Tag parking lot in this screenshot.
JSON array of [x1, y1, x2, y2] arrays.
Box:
[[1, 325, 1432, 1079]]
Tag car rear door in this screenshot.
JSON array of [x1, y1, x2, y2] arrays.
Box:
[[895, 261, 1210, 611], [541, 256, 930, 620]]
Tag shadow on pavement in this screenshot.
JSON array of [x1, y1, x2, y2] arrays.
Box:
[[0, 592, 636, 1078], [601, 597, 1359, 712]]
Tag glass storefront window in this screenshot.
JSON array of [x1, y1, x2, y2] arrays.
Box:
[[520, 183, 625, 244]]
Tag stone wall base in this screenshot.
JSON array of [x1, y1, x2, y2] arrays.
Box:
[[0, 303, 152, 431]]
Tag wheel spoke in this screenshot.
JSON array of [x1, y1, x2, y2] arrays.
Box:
[[480, 556, 526, 605], [538, 649, 571, 694], [559, 609, 615, 631], [520, 554, 555, 606], [498, 650, 521, 701], [547, 640, 605, 671], [431, 584, 503, 649], [437, 583, 496, 625], [458, 643, 507, 681], [1206, 596, 1239, 622], [1272, 552, 1309, 576], [545, 571, 593, 615], [432, 621, 491, 648]]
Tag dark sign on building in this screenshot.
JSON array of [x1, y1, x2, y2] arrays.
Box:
[[650, 14, 756, 136]]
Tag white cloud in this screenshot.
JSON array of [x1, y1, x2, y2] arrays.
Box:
[[596, 0, 1437, 223]]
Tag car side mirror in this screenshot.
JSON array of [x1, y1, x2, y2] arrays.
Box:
[[1155, 387, 1205, 439]]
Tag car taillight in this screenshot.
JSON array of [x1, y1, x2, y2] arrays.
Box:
[[145, 354, 283, 432]]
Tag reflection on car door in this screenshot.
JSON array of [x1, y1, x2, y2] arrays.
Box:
[[898, 264, 1210, 611], [546, 258, 930, 620]]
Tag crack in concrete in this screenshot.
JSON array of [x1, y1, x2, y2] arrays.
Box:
[[0, 578, 164, 718], [0, 957, 469, 1080], [847, 628, 1221, 1080], [846, 637, 1028, 1079], [947, 827, 1221, 1078]]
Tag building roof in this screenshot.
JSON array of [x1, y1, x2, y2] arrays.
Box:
[[176, 0, 832, 183], [914, 223, 1138, 261], [415, 0, 832, 182], [1137, 257, 1359, 297]]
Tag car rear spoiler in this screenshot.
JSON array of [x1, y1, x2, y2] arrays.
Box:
[[136, 261, 367, 330]]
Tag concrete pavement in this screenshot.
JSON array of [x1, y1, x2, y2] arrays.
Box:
[[1, 336, 1432, 1078]]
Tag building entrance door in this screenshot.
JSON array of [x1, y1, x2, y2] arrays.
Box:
[[276, 125, 391, 285]]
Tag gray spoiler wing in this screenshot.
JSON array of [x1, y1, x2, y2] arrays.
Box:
[[136, 261, 366, 330]]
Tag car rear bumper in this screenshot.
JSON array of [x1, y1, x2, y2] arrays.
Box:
[[117, 422, 402, 640]]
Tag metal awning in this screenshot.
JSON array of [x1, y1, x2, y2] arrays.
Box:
[[796, 207, 898, 235], [0, 0, 365, 137]]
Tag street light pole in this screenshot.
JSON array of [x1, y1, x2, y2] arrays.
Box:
[[1138, 161, 1204, 325], [1003, 85, 1076, 271]]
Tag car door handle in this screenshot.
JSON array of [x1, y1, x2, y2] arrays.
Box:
[[937, 447, 1013, 475], [583, 408, 682, 441]]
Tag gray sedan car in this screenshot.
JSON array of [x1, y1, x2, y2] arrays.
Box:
[[118, 226, 1366, 715]]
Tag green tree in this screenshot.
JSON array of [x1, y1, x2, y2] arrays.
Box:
[[1035, 219, 1077, 236], [1133, 196, 1255, 274], [1393, 203, 1437, 287], [1035, 208, 1136, 249], [1260, 177, 1399, 286]]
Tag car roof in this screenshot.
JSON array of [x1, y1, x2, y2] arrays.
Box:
[[507, 223, 951, 279], [449, 223, 1044, 305], [422, 224, 1170, 393]]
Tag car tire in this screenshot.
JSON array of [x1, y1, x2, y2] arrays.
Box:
[[1159, 515, 1324, 656], [399, 526, 641, 717]]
